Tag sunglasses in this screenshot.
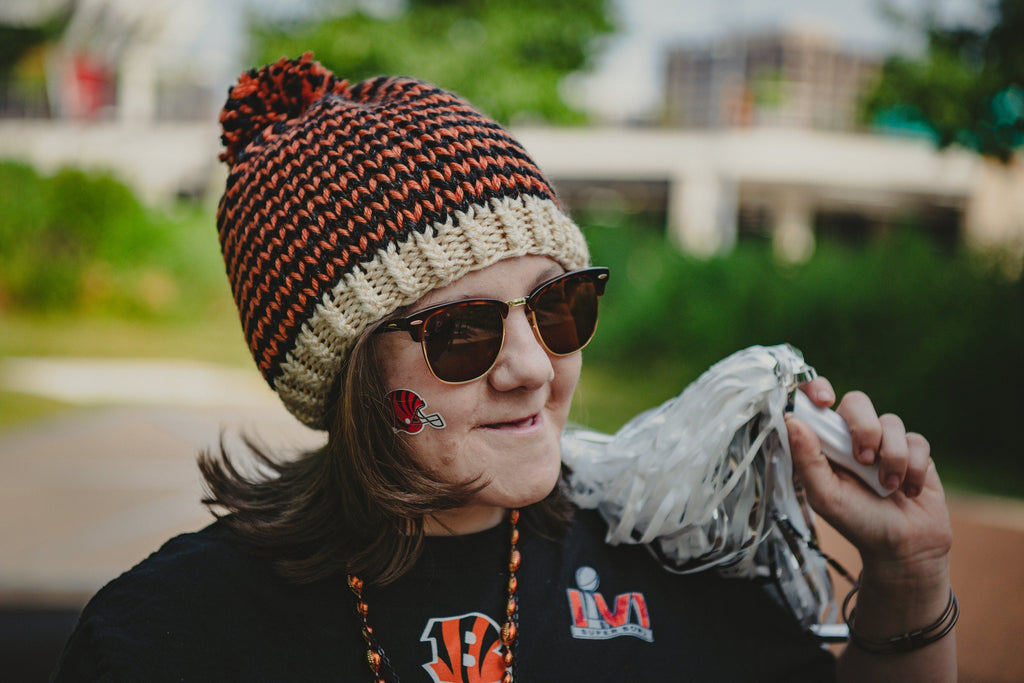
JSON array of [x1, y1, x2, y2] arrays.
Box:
[[376, 267, 610, 384]]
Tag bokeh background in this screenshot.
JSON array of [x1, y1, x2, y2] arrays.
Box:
[[1, 0, 1022, 681]]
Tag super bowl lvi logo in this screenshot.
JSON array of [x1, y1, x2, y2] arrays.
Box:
[[566, 566, 653, 642]]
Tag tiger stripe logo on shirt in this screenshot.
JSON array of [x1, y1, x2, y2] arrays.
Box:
[[420, 612, 505, 683]]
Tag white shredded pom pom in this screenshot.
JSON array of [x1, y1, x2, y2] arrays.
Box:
[[562, 344, 840, 632]]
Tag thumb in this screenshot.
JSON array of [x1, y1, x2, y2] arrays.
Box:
[[785, 414, 839, 504]]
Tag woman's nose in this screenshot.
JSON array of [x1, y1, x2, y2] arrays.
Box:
[[487, 306, 554, 391]]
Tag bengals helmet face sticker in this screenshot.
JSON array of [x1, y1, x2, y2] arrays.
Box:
[[387, 389, 446, 434]]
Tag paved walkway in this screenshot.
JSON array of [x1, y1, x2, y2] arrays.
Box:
[[1, 358, 1022, 681], [0, 403, 324, 603], [817, 500, 1024, 683]]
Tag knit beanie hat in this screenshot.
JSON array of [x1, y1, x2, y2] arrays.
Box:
[[217, 54, 589, 429]]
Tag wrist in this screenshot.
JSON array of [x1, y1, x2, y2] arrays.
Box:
[[858, 541, 950, 591], [851, 562, 952, 638], [843, 582, 958, 655]]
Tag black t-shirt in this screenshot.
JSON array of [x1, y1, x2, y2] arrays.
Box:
[[52, 509, 835, 682]]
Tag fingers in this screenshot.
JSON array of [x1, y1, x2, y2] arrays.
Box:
[[837, 391, 881, 466], [836, 391, 929, 498], [877, 413, 910, 492], [799, 376, 836, 407], [902, 433, 932, 498]]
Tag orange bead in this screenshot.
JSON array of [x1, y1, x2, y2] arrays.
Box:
[[509, 549, 521, 572], [348, 510, 528, 683]]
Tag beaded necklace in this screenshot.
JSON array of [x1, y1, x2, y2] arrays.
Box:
[[347, 509, 522, 683]]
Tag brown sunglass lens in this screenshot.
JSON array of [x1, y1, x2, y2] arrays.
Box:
[[422, 301, 505, 382], [533, 277, 598, 355]]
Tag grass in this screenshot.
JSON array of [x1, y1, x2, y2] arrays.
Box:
[[0, 390, 73, 430], [936, 460, 1024, 501], [571, 360, 698, 435], [0, 308, 251, 366], [0, 306, 253, 430]]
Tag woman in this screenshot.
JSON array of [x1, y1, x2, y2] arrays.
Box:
[[52, 55, 955, 682]]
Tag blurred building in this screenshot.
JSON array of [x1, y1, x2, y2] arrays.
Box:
[[0, 5, 1021, 266], [515, 126, 1004, 263], [0, 0, 253, 201], [537, 27, 1023, 265], [0, 0, 245, 123], [663, 28, 880, 132]]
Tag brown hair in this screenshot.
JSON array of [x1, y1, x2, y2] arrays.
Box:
[[198, 326, 573, 585]]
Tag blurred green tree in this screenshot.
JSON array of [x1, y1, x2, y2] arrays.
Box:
[[0, 4, 72, 77], [248, 0, 616, 125], [864, 0, 1024, 161]]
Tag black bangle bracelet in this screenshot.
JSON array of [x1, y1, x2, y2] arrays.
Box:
[[842, 584, 959, 655]]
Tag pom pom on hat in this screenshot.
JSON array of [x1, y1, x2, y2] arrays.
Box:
[[219, 52, 347, 166], [216, 54, 589, 429]]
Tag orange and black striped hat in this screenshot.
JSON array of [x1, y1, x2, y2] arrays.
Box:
[[217, 54, 588, 429]]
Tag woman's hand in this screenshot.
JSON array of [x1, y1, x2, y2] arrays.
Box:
[[786, 377, 952, 575], [786, 377, 956, 681]]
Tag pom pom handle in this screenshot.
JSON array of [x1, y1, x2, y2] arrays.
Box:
[[790, 391, 893, 497]]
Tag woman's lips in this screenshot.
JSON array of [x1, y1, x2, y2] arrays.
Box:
[[483, 414, 539, 430]]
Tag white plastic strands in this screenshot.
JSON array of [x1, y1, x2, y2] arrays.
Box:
[[562, 344, 844, 636]]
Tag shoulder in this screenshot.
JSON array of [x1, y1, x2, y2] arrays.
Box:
[[52, 522, 354, 680], [86, 521, 264, 612]]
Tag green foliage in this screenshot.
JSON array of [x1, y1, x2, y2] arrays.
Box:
[[582, 222, 1024, 495], [2, 158, 1020, 493], [249, 0, 616, 124], [0, 161, 225, 319], [0, 5, 72, 77], [864, 0, 1024, 160]]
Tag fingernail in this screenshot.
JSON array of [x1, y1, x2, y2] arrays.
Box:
[[904, 485, 921, 498], [885, 474, 901, 490], [858, 448, 876, 465], [817, 388, 835, 403]]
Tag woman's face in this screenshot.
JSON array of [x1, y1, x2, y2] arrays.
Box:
[[376, 255, 582, 534]]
